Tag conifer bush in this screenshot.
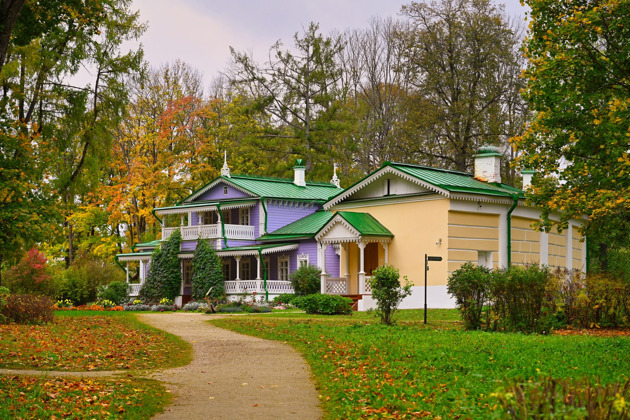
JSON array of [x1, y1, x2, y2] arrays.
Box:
[[191, 238, 223, 300], [139, 230, 182, 302]]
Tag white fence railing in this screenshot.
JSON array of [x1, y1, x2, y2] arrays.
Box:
[[326, 277, 348, 295], [224, 224, 256, 240], [359, 275, 373, 295], [129, 283, 143, 296], [224, 280, 294, 295], [163, 224, 254, 241]]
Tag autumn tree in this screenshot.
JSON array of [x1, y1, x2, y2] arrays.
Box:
[[512, 0, 630, 268], [399, 0, 526, 174], [228, 22, 346, 179]]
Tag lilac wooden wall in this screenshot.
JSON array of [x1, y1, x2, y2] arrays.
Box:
[[196, 182, 250, 201], [266, 202, 318, 232], [325, 244, 340, 277]]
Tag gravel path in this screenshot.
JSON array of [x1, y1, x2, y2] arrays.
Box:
[[138, 313, 322, 420]]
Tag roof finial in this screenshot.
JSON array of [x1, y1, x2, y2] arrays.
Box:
[[221, 150, 231, 178], [330, 163, 341, 188]]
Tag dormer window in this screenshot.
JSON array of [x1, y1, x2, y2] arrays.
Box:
[[223, 186, 228, 195]]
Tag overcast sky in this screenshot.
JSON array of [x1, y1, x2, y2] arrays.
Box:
[[128, 0, 529, 89]]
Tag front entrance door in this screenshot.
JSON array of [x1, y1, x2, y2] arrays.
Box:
[[364, 242, 379, 275], [182, 259, 192, 303]]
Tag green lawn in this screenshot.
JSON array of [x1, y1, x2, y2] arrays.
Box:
[[210, 309, 630, 419]]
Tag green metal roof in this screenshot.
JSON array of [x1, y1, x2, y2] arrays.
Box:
[[217, 243, 297, 252], [133, 240, 161, 249], [183, 174, 341, 203], [116, 251, 154, 258], [259, 211, 334, 241], [387, 162, 524, 198], [155, 199, 257, 212], [337, 212, 393, 237]]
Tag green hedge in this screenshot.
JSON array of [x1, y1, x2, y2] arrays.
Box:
[[293, 294, 352, 315]]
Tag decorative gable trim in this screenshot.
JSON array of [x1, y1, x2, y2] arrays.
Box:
[[184, 178, 256, 202], [266, 199, 316, 209], [324, 166, 450, 210]]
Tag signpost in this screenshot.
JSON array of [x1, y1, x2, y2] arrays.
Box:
[[424, 254, 443, 324]]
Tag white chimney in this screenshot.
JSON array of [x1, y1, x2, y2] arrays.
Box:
[[521, 169, 535, 190], [474, 145, 502, 183], [293, 159, 306, 187]]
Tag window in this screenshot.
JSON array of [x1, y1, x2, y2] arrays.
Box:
[[239, 208, 250, 225], [199, 211, 213, 225], [297, 253, 309, 268], [278, 255, 289, 281], [222, 260, 231, 281], [241, 258, 251, 280], [223, 186, 228, 195], [221, 209, 231, 224], [182, 260, 192, 285]]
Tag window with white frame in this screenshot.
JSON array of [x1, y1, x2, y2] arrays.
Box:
[[222, 260, 231, 281], [223, 186, 228, 195], [221, 209, 231, 224], [297, 253, 309, 268], [199, 211, 213, 225], [241, 258, 251, 280], [263, 257, 270, 279], [182, 260, 192, 285], [278, 255, 289, 281], [239, 208, 250, 225]]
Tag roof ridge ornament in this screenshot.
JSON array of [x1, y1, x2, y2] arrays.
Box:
[[330, 163, 341, 188], [221, 150, 231, 178]]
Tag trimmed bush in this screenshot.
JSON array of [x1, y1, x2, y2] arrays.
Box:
[[123, 304, 151, 311], [2, 294, 55, 324], [97, 281, 130, 305], [140, 229, 182, 302], [289, 264, 321, 296], [182, 301, 208, 312], [191, 238, 223, 300], [55, 258, 125, 305], [447, 262, 492, 330], [272, 293, 298, 305], [492, 376, 630, 419], [295, 294, 352, 315], [370, 264, 412, 325]]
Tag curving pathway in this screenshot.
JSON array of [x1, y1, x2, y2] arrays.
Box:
[[138, 313, 322, 419]]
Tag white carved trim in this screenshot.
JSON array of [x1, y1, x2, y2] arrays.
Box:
[[324, 166, 450, 210], [315, 215, 361, 241], [184, 179, 256, 202], [266, 199, 316, 209], [116, 254, 152, 262], [330, 193, 445, 210]]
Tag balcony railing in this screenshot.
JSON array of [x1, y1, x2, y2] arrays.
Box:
[[129, 283, 143, 296], [325, 277, 349, 295], [224, 280, 294, 295], [162, 224, 254, 241]]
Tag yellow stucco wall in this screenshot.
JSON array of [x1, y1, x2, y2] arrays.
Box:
[[337, 198, 450, 288], [548, 226, 567, 268], [448, 211, 499, 273], [511, 216, 541, 266], [572, 225, 585, 271]]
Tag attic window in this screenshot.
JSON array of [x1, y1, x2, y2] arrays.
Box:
[[223, 186, 228, 195]]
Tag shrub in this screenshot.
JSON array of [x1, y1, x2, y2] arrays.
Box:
[[492, 376, 630, 419], [272, 293, 298, 305], [289, 264, 321, 296], [3, 248, 57, 297], [150, 304, 176, 312], [97, 281, 130, 305], [295, 294, 352, 315], [370, 264, 412, 325], [140, 229, 182, 302], [447, 262, 492, 330], [123, 304, 152, 311], [0, 286, 9, 323], [191, 238, 223, 300], [55, 258, 125, 305], [182, 301, 208, 311], [2, 294, 55, 324], [491, 265, 557, 333]]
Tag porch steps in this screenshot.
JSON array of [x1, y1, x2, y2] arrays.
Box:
[[342, 294, 363, 311]]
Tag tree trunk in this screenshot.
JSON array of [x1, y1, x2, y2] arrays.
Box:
[[0, 0, 26, 73]]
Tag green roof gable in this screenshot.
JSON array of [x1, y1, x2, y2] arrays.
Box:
[[184, 174, 341, 203], [337, 212, 393, 237], [259, 211, 334, 241]]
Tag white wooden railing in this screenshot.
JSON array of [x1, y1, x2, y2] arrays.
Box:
[[359, 275, 373, 294], [224, 224, 255, 240], [224, 280, 294, 295], [129, 283, 143, 296], [163, 224, 254, 241], [326, 277, 348, 295]]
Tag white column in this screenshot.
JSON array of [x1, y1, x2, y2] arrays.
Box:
[[180, 214, 185, 226], [188, 211, 192, 226], [382, 242, 389, 264], [126, 262, 129, 283], [319, 242, 327, 294], [566, 222, 573, 270], [139, 260, 144, 283], [216, 221, 222, 249], [255, 254, 261, 280], [343, 243, 350, 294], [358, 240, 366, 294], [235, 256, 241, 280], [540, 231, 549, 266]]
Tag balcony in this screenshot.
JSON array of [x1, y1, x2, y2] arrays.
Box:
[[162, 223, 255, 241]]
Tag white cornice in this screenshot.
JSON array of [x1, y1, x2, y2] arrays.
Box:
[[315, 215, 360, 241], [330, 194, 445, 210]]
